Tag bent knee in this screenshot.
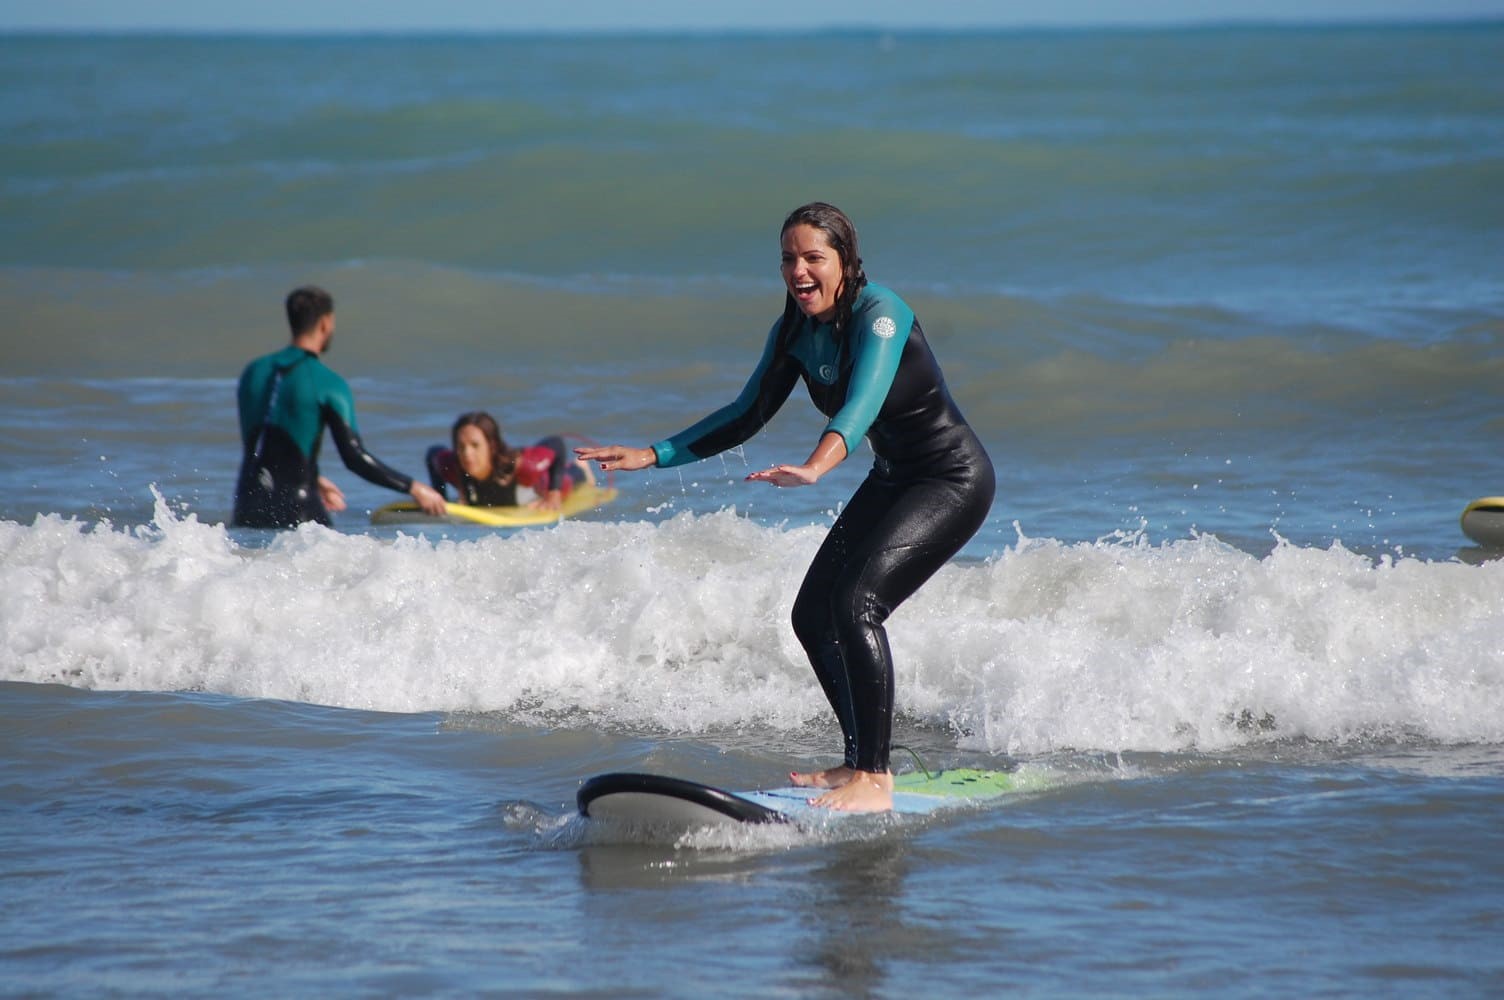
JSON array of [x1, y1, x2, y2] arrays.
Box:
[[790, 594, 826, 648]]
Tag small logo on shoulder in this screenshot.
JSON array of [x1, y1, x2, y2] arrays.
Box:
[[818, 364, 838, 383], [872, 316, 897, 338]]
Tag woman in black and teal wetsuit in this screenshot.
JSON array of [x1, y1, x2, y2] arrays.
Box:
[[577, 203, 995, 812]]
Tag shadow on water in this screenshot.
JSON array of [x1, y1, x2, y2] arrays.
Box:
[[789, 838, 914, 996], [1455, 545, 1504, 566], [571, 822, 919, 996]]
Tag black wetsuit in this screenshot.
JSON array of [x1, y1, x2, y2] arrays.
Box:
[[233, 345, 414, 528], [652, 283, 995, 772]]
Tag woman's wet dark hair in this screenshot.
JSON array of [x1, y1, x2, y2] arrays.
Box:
[[778, 202, 869, 341], [451, 410, 517, 483]]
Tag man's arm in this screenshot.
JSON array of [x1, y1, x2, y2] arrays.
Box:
[[323, 406, 447, 515]]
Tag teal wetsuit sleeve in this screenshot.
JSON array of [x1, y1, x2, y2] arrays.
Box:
[[319, 369, 415, 493], [319, 368, 360, 438], [652, 320, 799, 468], [823, 289, 914, 448]]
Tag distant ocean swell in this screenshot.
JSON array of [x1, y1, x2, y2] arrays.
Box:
[[5, 122, 1498, 293], [3, 29, 1501, 322], [6, 262, 1500, 383]]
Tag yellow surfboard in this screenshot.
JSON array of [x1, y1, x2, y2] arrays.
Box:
[[1460, 497, 1504, 549], [370, 483, 618, 527]]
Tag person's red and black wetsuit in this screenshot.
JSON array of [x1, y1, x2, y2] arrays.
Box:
[[425, 435, 584, 507]]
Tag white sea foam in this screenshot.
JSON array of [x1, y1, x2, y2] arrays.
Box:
[[3, 494, 1502, 755]]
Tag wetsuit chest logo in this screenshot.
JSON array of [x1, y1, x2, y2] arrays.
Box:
[[793, 326, 841, 384]]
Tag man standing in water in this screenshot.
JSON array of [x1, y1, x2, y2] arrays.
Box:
[[233, 285, 446, 528]]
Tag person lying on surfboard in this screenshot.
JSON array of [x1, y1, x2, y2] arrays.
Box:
[[578, 202, 995, 813], [426, 411, 594, 511]]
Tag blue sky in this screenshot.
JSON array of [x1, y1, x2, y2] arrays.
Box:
[[3, 0, 1502, 32]]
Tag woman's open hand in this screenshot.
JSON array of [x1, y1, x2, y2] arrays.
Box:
[[575, 444, 657, 473], [746, 432, 847, 489], [746, 464, 821, 488]]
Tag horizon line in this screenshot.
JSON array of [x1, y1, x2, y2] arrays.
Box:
[[3, 14, 1501, 37]]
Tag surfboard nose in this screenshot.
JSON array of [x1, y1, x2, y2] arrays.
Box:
[[577, 772, 787, 827]]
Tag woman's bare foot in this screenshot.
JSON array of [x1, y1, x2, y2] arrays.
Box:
[[810, 770, 894, 812], [789, 765, 856, 789]]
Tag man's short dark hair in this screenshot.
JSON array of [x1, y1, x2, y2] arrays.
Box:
[[285, 286, 334, 337]]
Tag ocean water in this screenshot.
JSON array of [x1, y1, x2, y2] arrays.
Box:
[[3, 25, 1504, 997]]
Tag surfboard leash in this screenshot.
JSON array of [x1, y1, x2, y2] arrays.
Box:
[[892, 744, 931, 779]]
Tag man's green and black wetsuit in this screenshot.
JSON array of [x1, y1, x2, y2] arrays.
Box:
[[233, 345, 414, 528], [652, 282, 995, 774]]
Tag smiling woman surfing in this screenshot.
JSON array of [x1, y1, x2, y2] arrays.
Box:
[[577, 202, 995, 812]]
